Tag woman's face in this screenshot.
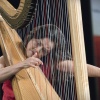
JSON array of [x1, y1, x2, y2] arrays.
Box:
[[26, 38, 55, 58]]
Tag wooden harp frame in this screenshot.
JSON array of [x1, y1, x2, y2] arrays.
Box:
[[0, 0, 90, 100]]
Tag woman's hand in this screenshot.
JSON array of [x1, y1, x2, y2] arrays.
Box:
[[21, 53, 43, 68], [0, 54, 43, 83]]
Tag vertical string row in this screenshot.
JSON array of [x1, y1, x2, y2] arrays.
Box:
[[17, 0, 78, 99]]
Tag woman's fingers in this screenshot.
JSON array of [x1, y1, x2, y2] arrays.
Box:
[[24, 54, 43, 68], [32, 52, 43, 65], [31, 56, 43, 65], [30, 59, 43, 66]]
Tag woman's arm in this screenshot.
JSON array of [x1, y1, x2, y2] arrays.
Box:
[[87, 64, 100, 77], [57, 60, 100, 77], [0, 53, 43, 83]]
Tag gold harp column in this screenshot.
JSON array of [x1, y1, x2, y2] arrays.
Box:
[[67, 0, 90, 100]]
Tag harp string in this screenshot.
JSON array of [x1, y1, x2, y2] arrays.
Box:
[[16, 0, 77, 99]]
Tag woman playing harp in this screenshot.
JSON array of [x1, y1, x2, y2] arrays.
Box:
[[0, 24, 100, 100], [0, 0, 99, 100]]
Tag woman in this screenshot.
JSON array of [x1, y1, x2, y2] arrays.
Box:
[[25, 24, 100, 99], [0, 24, 100, 100], [25, 24, 100, 77]]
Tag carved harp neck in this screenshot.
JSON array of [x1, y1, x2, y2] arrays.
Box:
[[0, 0, 37, 29]]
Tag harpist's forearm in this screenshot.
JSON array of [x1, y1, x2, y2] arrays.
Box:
[[87, 64, 100, 77], [0, 54, 43, 83], [58, 60, 100, 77], [0, 62, 24, 83]]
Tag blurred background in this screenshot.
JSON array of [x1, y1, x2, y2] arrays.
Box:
[[0, 0, 100, 100], [91, 0, 100, 100]]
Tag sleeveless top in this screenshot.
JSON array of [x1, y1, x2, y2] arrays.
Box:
[[2, 80, 15, 100]]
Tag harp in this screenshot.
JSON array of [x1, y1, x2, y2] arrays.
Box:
[[0, 0, 90, 100]]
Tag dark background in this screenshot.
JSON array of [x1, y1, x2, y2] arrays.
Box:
[[0, 0, 98, 100], [81, 0, 98, 100]]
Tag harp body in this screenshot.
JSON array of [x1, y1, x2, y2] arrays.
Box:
[[0, 0, 90, 100]]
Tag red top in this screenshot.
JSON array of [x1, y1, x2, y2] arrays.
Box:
[[2, 80, 15, 100]]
